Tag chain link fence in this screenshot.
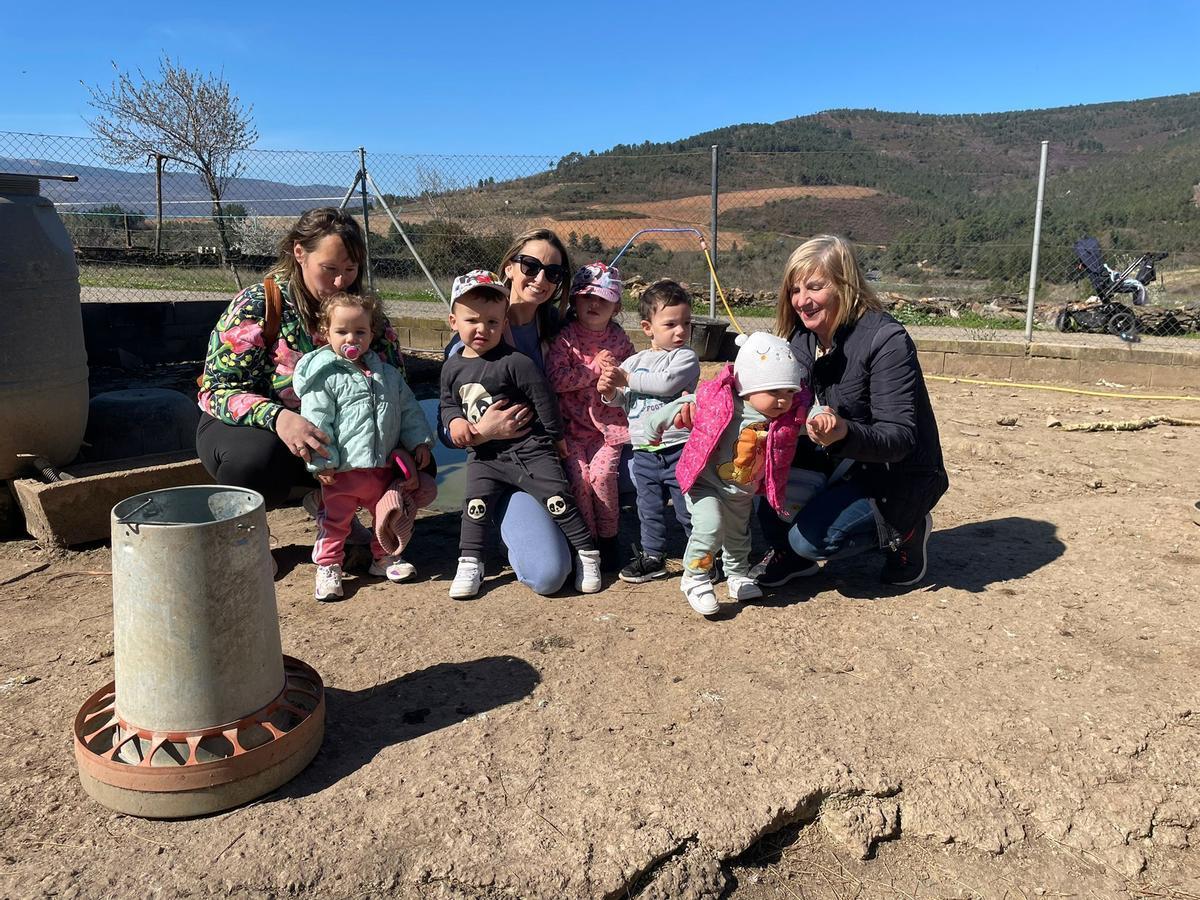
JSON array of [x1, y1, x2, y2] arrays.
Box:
[[3, 130, 1197, 339]]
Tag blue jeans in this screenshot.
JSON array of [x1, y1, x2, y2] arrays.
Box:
[[498, 491, 573, 595], [631, 446, 691, 556], [758, 474, 881, 563]]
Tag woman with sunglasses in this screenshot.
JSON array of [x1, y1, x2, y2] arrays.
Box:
[[441, 227, 578, 594], [501, 229, 571, 366]]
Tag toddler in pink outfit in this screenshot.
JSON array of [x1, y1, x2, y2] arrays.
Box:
[[545, 262, 635, 570]]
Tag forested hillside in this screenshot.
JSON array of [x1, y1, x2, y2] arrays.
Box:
[[525, 93, 1200, 282]]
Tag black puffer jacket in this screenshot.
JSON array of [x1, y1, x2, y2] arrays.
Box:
[[788, 309, 948, 539]]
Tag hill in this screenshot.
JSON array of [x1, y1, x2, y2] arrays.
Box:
[[6, 93, 1199, 292], [487, 93, 1200, 284]]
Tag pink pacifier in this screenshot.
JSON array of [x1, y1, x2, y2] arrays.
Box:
[[340, 344, 361, 361]]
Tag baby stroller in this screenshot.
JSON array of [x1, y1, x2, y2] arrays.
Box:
[[1055, 237, 1168, 343]]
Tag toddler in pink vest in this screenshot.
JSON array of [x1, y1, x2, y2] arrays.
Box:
[[644, 332, 810, 616]]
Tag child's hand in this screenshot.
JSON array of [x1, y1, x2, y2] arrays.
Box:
[[316, 470, 336, 486], [390, 447, 420, 491], [672, 401, 696, 431], [598, 365, 625, 399], [806, 408, 848, 447], [555, 439, 569, 459], [448, 418, 474, 448], [600, 365, 627, 393], [593, 349, 617, 371], [412, 443, 432, 470]]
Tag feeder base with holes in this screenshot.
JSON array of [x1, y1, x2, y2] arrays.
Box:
[[73, 656, 324, 818]]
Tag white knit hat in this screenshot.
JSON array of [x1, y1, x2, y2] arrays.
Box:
[[733, 332, 806, 397]]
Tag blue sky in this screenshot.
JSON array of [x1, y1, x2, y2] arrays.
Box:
[[3, 0, 1198, 158]]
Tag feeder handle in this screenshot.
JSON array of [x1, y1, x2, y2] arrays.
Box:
[[115, 498, 156, 525], [115, 496, 208, 527]]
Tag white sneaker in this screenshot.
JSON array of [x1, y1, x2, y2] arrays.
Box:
[[575, 549, 602, 593], [369, 555, 416, 582], [314, 564, 344, 601], [449, 557, 482, 599], [727, 574, 763, 601], [681, 572, 719, 616]]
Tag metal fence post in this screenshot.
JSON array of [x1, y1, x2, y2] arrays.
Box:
[[359, 147, 374, 293], [1024, 140, 1049, 342], [362, 170, 449, 309], [153, 153, 164, 254], [710, 144, 718, 318]]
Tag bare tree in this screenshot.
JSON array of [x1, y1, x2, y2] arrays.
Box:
[[232, 215, 288, 256], [85, 56, 258, 286], [414, 163, 454, 220]]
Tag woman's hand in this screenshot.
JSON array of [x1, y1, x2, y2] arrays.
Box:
[[472, 398, 532, 442], [807, 408, 848, 447], [276, 410, 331, 462], [672, 401, 697, 431]]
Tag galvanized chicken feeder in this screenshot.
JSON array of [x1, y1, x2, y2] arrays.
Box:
[[73, 485, 324, 818]]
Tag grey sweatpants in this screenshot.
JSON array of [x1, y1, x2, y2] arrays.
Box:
[[682, 475, 755, 579]]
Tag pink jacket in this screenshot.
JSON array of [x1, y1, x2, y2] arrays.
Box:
[[675, 364, 810, 513], [545, 321, 635, 446]]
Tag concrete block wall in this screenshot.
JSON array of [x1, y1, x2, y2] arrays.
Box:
[[392, 315, 1198, 392], [912, 337, 1199, 391]]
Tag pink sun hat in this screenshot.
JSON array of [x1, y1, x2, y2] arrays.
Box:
[[570, 261, 623, 304]]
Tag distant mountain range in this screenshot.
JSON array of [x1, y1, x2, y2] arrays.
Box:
[[0, 158, 351, 216]]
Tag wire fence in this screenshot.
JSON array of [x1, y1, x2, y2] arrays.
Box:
[[3, 130, 1197, 340]]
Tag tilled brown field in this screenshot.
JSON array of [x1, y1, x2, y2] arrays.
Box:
[[1, 379, 1198, 899]]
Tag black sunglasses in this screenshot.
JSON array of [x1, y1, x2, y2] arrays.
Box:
[[511, 254, 567, 284]]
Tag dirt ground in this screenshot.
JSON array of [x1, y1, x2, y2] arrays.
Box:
[[2, 379, 1199, 899]]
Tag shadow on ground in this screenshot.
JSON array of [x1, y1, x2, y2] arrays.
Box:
[[278, 655, 541, 798], [833, 516, 1066, 600], [754, 516, 1066, 604], [924, 516, 1065, 592]]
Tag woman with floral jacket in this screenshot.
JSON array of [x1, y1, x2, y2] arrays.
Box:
[[196, 207, 405, 506]]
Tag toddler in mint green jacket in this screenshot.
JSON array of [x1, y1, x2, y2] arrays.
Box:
[[294, 293, 434, 600]]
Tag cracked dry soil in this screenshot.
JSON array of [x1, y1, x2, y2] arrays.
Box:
[[1, 380, 1198, 899]]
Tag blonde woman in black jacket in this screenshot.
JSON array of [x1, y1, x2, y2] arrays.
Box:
[[752, 234, 949, 589]]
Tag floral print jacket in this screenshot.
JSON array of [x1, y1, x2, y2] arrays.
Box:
[[198, 277, 404, 431]]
